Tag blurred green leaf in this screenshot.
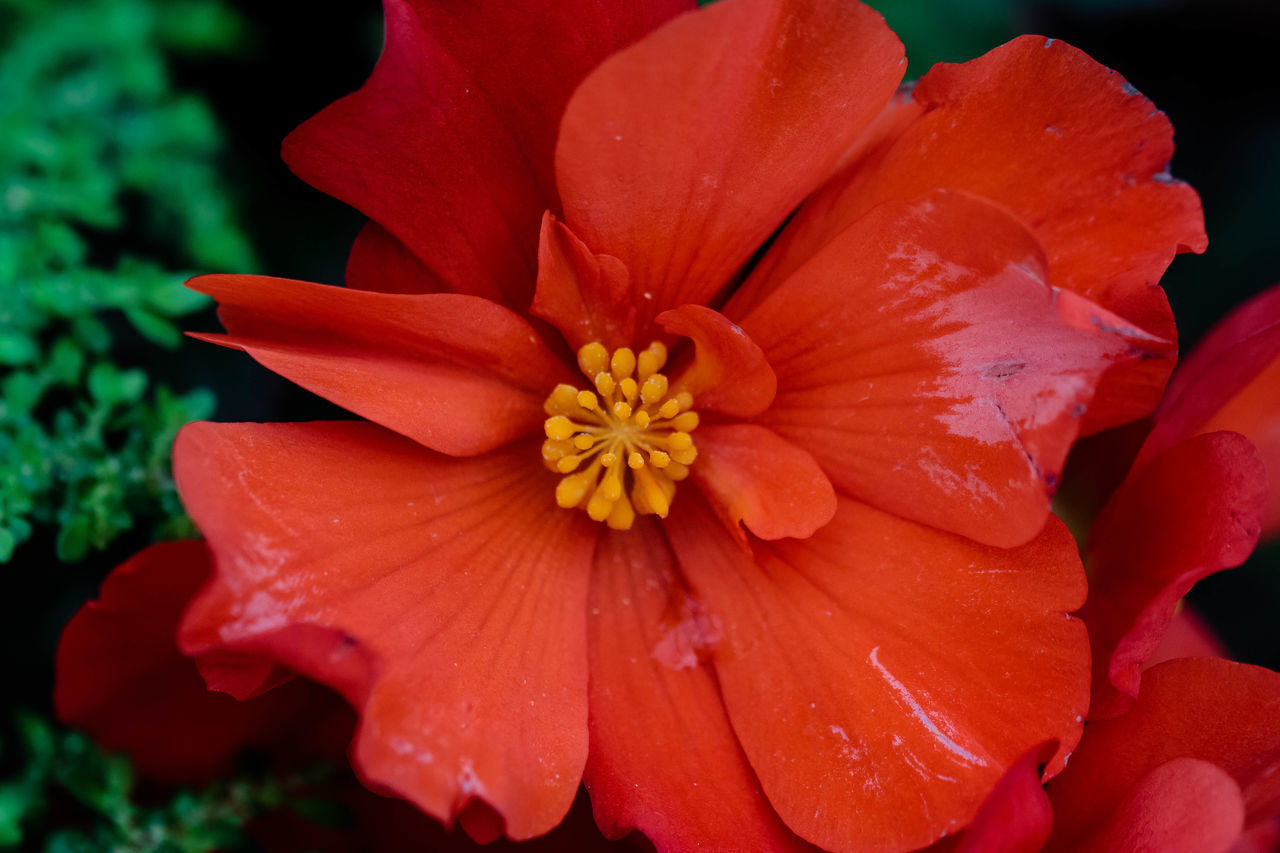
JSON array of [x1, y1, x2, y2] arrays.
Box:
[[0, 0, 252, 563]]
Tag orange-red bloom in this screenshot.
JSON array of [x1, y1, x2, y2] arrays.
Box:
[[161, 1, 1206, 850], [913, 282, 1280, 853]]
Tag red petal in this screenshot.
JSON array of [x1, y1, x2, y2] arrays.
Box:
[[1066, 758, 1245, 853], [284, 0, 691, 309], [1203, 358, 1280, 539], [746, 36, 1203, 433], [584, 519, 816, 852], [665, 493, 1089, 852], [54, 541, 349, 783], [1082, 431, 1266, 719], [1143, 282, 1280, 472], [530, 213, 636, 352], [657, 305, 777, 418], [188, 275, 574, 456], [1046, 658, 1280, 849], [927, 742, 1057, 853], [346, 222, 447, 294], [742, 191, 1141, 548], [174, 422, 595, 840], [691, 424, 835, 541], [556, 0, 904, 337]]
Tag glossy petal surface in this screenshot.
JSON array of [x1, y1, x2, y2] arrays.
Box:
[[584, 520, 815, 852], [556, 0, 904, 336], [175, 422, 596, 840], [745, 36, 1203, 432], [928, 742, 1057, 853], [55, 541, 348, 783], [1047, 658, 1280, 850], [743, 191, 1141, 547], [189, 275, 573, 456], [658, 305, 776, 418], [284, 0, 691, 308], [666, 494, 1088, 852], [691, 424, 835, 541], [1082, 431, 1266, 718]]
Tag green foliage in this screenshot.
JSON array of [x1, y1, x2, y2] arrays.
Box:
[[0, 713, 328, 852], [0, 0, 255, 562]]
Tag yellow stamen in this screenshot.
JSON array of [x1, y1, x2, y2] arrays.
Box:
[[541, 341, 700, 529]]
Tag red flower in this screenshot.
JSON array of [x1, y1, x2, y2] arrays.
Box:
[[915, 283, 1280, 852], [165, 0, 1204, 850]]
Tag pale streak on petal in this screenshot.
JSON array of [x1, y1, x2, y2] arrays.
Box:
[[868, 646, 987, 766]]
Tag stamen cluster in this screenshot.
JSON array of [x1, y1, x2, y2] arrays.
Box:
[[543, 341, 699, 529]]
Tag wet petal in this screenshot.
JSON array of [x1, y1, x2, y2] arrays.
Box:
[[666, 493, 1088, 852], [1082, 431, 1266, 719], [556, 0, 904, 336], [744, 35, 1203, 433], [189, 274, 574, 456], [743, 191, 1143, 547], [585, 520, 816, 852], [175, 422, 595, 840], [284, 0, 691, 308]]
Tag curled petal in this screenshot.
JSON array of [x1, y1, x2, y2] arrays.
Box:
[[557, 0, 904, 336], [1082, 431, 1266, 719], [658, 305, 777, 418], [531, 213, 636, 352], [189, 275, 574, 456], [175, 422, 596, 840]]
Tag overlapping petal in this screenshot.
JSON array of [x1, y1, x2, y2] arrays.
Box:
[[174, 422, 597, 840], [691, 424, 835, 541], [284, 0, 691, 309], [189, 275, 573, 456], [345, 222, 446, 295], [927, 742, 1057, 853], [530, 214, 636, 352], [1045, 659, 1280, 852], [54, 541, 349, 783], [741, 191, 1142, 548], [665, 493, 1088, 852], [1081, 431, 1266, 719], [743, 35, 1204, 432], [556, 0, 905, 336], [657, 305, 776, 418], [584, 519, 815, 851]]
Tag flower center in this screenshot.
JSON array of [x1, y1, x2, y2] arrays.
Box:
[[543, 341, 699, 530]]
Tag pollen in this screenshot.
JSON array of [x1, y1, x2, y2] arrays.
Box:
[[543, 341, 698, 530]]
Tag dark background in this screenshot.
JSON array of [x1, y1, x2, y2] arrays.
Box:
[[14, 0, 1280, 738]]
